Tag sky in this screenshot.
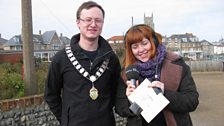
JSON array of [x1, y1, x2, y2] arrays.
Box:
[[0, 0, 224, 42]]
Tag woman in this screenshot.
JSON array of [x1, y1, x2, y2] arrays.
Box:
[[118, 24, 199, 126]]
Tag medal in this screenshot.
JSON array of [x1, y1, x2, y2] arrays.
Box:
[[89, 86, 98, 100], [65, 46, 109, 101]]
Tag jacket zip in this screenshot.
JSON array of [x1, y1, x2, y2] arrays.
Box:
[[92, 50, 113, 65], [90, 61, 93, 71]]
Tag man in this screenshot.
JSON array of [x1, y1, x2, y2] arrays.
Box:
[[44, 1, 125, 126]]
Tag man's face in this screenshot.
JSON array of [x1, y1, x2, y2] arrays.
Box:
[[77, 7, 104, 40]]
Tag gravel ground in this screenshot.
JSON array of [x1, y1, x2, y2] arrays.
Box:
[[191, 72, 224, 126]]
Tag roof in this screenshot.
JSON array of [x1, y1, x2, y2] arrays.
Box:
[[0, 38, 8, 45], [107, 36, 124, 41], [60, 36, 70, 45], [4, 35, 22, 46], [170, 33, 198, 42], [33, 34, 43, 43], [200, 40, 213, 46], [171, 33, 194, 37], [3, 30, 59, 46], [42, 30, 57, 44]]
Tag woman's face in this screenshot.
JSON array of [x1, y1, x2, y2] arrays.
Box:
[[131, 38, 152, 62]]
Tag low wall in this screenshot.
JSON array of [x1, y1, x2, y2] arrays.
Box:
[[186, 61, 224, 72], [0, 51, 23, 64], [0, 95, 127, 126]]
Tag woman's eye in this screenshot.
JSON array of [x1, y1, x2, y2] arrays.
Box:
[[142, 41, 148, 45], [131, 45, 138, 49]]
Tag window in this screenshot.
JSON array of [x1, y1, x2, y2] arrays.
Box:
[[182, 38, 187, 42], [52, 44, 60, 49]]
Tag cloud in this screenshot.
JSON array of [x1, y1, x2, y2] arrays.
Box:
[[0, 0, 223, 41]]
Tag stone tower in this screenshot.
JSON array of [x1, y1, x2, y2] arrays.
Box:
[[144, 13, 155, 30]]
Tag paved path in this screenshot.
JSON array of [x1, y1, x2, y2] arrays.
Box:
[[191, 72, 224, 126]]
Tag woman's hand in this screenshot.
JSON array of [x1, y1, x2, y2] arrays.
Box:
[[126, 80, 139, 96], [148, 81, 165, 94]]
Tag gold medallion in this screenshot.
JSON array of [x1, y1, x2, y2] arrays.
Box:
[[89, 87, 98, 100]]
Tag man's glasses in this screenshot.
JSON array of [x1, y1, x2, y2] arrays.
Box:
[[79, 18, 104, 25]]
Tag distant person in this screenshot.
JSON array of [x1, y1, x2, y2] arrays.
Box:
[[118, 24, 199, 126], [44, 1, 125, 126]]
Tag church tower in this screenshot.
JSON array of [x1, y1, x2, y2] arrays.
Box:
[[144, 13, 155, 30]]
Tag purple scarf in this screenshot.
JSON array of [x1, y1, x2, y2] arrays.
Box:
[[136, 44, 166, 81]]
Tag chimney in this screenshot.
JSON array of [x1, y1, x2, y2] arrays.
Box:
[[0, 33, 1, 38], [39, 30, 41, 35], [60, 33, 63, 37]]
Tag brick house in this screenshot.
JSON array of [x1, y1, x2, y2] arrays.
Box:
[[2, 31, 70, 62], [0, 34, 8, 50]]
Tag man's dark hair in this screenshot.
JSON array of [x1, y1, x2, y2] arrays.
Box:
[[76, 1, 105, 19]]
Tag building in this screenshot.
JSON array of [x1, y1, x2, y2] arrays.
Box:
[[0, 34, 8, 50], [200, 40, 214, 60], [166, 33, 203, 60], [2, 31, 70, 62], [213, 38, 224, 55], [107, 36, 124, 44], [144, 13, 154, 30]]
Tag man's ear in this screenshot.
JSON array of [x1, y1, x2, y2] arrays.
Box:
[[76, 20, 80, 29]]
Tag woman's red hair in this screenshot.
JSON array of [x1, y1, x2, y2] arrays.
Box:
[[123, 24, 162, 69]]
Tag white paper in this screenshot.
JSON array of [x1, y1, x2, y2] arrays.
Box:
[[128, 79, 170, 123]]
